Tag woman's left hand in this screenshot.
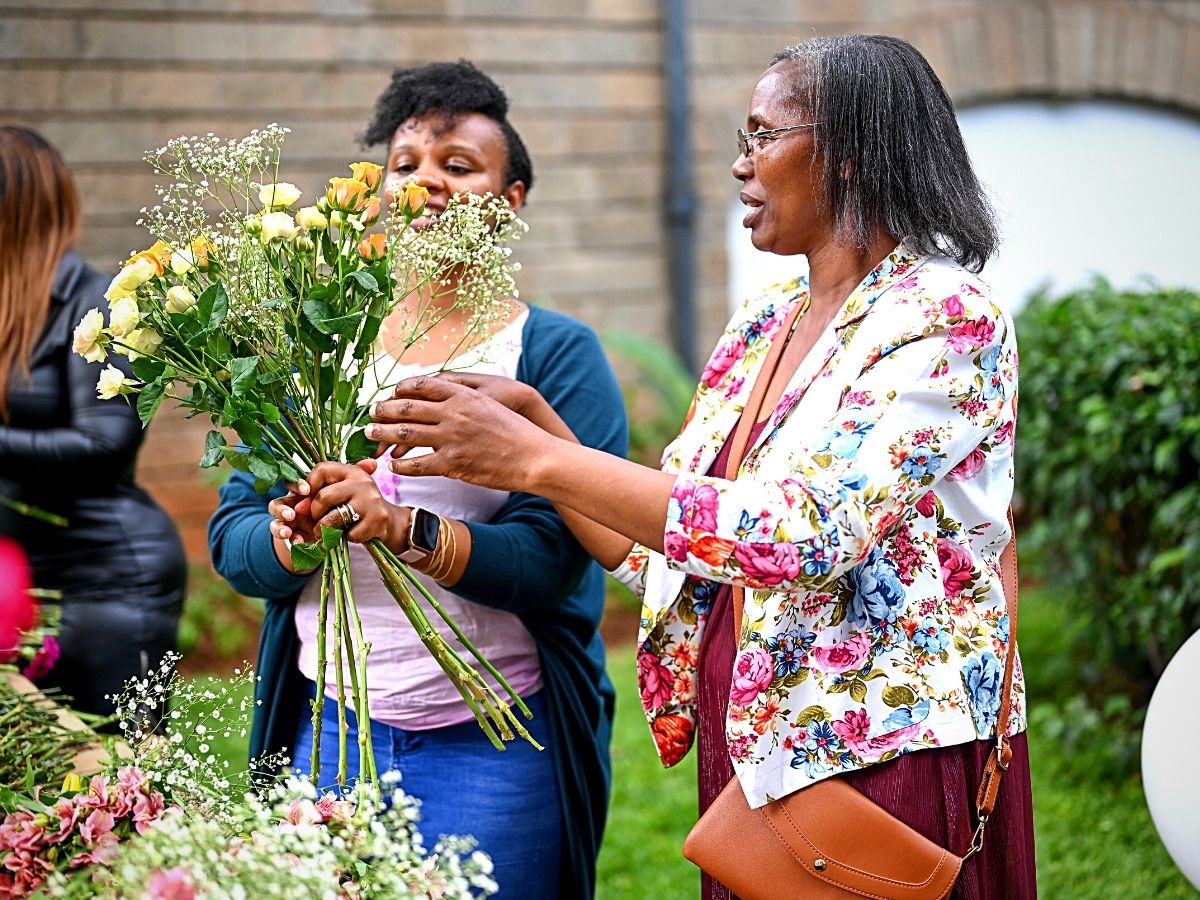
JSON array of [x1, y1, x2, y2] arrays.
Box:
[[368, 375, 553, 493], [301, 459, 411, 549]]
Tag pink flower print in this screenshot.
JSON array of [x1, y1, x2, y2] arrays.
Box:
[[993, 420, 1015, 445], [831, 709, 872, 755], [947, 316, 996, 353], [946, 447, 986, 482], [372, 448, 399, 504], [637, 651, 676, 712], [663, 530, 689, 562], [867, 723, 921, 754], [733, 541, 801, 587], [942, 294, 964, 319], [20, 634, 59, 680], [723, 375, 746, 401], [810, 633, 871, 675], [147, 867, 197, 900], [729, 646, 775, 706], [915, 491, 937, 518], [728, 732, 757, 761], [79, 808, 115, 846], [672, 480, 719, 533], [701, 334, 746, 388], [771, 389, 802, 427], [937, 538, 975, 600]]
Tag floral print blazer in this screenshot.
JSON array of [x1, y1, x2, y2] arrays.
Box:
[[612, 245, 1024, 809]]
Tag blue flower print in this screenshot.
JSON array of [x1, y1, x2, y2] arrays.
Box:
[[962, 651, 1003, 735], [688, 577, 719, 617], [791, 721, 842, 778], [900, 445, 942, 480], [883, 698, 931, 732], [979, 344, 1005, 402], [847, 549, 907, 628], [913, 616, 950, 655], [994, 614, 1010, 647], [801, 532, 838, 578], [768, 627, 816, 677]]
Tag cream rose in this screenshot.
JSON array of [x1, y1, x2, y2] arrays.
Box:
[[296, 206, 328, 231], [165, 285, 198, 314], [258, 182, 302, 209], [169, 247, 196, 277], [95, 365, 130, 400], [71, 308, 107, 362], [107, 296, 141, 337], [123, 327, 164, 360], [111, 257, 157, 292], [259, 211, 299, 243]]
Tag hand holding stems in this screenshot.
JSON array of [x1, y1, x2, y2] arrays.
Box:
[[368, 374, 677, 569]]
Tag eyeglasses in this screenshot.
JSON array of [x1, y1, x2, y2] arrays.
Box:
[[737, 122, 821, 158]]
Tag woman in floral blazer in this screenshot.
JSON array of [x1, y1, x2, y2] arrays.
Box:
[[356, 34, 1036, 900]]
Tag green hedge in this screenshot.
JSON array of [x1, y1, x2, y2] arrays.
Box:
[[1016, 279, 1200, 688]]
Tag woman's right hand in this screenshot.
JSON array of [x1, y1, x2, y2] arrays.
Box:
[[428, 373, 579, 444]]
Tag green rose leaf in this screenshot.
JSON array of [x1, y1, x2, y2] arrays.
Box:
[[199, 430, 227, 468], [247, 450, 280, 485], [196, 282, 229, 331], [229, 356, 260, 396], [289, 542, 325, 572], [347, 269, 379, 294], [221, 447, 252, 472], [130, 356, 166, 383], [344, 428, 378, 463], [136, 378, 166, 425], [320, 525, 343, 551]]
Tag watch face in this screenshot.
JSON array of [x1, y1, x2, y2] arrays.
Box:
[[412, 507, 440, 555]]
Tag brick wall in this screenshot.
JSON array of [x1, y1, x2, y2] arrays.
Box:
[[2, 0, 1197, 567]]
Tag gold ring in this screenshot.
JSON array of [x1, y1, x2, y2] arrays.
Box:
[[336, 503, 360, 527]]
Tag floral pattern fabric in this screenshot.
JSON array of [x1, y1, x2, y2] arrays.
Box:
[[617, 246, 1025, 809]]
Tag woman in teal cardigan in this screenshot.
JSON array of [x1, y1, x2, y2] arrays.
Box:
[[208, 61, 627, 900]]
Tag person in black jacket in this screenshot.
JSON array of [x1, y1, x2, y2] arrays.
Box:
[[0, 125, 186, 721]]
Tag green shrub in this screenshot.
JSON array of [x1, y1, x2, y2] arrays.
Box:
[[1016, 279, 1200, 689], [601, 330, 695, 467]]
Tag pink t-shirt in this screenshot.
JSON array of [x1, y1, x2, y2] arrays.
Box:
[[295, 310, 542, 730]]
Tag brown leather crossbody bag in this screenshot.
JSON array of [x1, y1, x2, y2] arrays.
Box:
[[682, 300, 1019, 899]]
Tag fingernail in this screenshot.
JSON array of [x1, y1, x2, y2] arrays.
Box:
[[298, 482, 310, 495], [370, 402, 381, 418], [365, 424, 378, 439], [282, 508, 294, 521]]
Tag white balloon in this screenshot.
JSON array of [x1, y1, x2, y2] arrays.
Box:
[[1142, 628, 1200, 890]]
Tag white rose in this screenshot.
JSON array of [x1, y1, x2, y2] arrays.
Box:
[[123, 327, 164, 360], [111, 257, 157, 291], [107, 296, 141, 337], [95, 365, 130, 400], [259, 211, 299, 243], [71, 308, 107, 362], [165, 285, 197, 314], [170, 247, 196, 277], [258, 182, 302, 209], [296, 206, 328, 231]]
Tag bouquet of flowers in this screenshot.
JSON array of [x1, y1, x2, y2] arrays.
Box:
[[70, 125, 538, 787]]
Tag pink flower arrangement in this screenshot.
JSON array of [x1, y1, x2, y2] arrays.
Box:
[[729, 646, 775, 706], [147, 866, 197, 900], [0, 766, 171, 897]]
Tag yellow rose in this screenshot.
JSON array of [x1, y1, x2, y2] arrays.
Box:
[[349, 161, 383, 192], [96, 365, 131, 400], [395, 181, 430, 219], [71, 308, 107, 362], [165, 285, 197, 314], [259, 211, 299, 243], [357, 232, 386, 261], [190, 236, 215, 269], [122, 327, 164, 360], [170, 247, 196, 277], [296, 206, 328, 231], [107, 296, 141, 337], [111, 257, 158, 292], [258, 182, 302, 209], [326, 177, 369, 213], [360, 195, 382, 226], [127, 240, 171, 276]]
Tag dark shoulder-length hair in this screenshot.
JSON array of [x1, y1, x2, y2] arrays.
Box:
[[771, 35, 998, 272], [0, 125, 80, 421]]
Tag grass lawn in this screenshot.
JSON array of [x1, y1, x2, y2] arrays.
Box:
[[195, 587, 1196, 899]]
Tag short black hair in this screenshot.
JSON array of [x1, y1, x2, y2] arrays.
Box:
[[360, 60, 533, 193], [771, 35, 998, 273]]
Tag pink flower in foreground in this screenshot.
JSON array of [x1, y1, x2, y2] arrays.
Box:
[[729, 646, 775, 706], [79, 809, 115, 846], [147, 866, 197, 900], [637, 651, 676, 712], [133, 790, 167, 835], [0, 537, 34, 664], [20, 634, 60, 680]]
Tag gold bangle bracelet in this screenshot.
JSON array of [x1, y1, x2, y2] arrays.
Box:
[[426, 515, 457, 583], [433, 516, 458, 583]]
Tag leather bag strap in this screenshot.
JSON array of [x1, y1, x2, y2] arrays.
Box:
[[722, 300, 1019, 857]]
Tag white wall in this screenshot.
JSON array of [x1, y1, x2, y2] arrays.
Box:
[[729, 100, 1200, 312]]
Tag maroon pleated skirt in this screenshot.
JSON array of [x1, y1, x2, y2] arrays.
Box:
[[696, 582, 1038, 899]]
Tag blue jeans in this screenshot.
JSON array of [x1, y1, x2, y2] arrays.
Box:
[[292, 680, 561, 900]]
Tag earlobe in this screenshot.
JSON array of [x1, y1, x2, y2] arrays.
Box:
[[504, 181, 526, 213]]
